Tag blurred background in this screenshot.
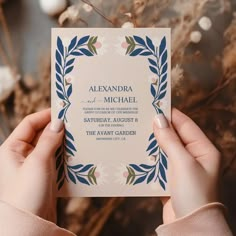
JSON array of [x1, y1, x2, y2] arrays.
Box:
[[0, 0, 235, 235]]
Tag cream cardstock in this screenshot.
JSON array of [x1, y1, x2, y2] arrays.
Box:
[[51, 28, 171, 197]]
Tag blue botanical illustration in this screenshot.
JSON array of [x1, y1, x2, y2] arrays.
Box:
[[124, 35, 168, 190], [55, 35, 99, 190]]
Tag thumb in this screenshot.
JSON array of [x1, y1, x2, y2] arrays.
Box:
[[153, 114, 194, 167], [29, 119, 64, 164]]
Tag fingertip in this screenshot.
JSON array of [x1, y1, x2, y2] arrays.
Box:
[[152, 113, 191, 163], [172, 108, 188, 123], [29, 123, 64, 164], [153, 114, 169, 130], [50, 119, 64, 133]]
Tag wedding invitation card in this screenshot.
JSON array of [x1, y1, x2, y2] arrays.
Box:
[[51, 28, 171, 197]]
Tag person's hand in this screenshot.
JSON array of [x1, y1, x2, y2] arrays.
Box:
[[153, 108, 221, 224], [0, 109, 64, 222]]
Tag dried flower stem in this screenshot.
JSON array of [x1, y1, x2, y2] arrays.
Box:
[[205, 76, 236, 105], [171, 0, 208, 59], [0, 104, 11, 137], [0, 6, 16, 68], [80, 0, 115, 26], [188, 76, 236, 116], [0, 39, 11, 66]]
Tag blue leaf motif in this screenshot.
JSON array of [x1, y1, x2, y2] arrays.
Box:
[[161, 153, 167, 169], [146, 36, 155, 52], [161, 50, 167, 66], [58, 178, 64, 190], [56, 73, 62, 83], [161, 63, 168, 75], [159, 179, 165, 190], [77, 176, 90, 185], [160, 163, 167, 182], [68, 36, 77, 52], [66, 138, 77, 152], [124, 34, 169, 189], [77, 35, 89, 46], [71, 51, 83, 56], [78, 164, 94, 173], [130, 48, 143, 56], [134, 175, 146, 185], [140, 164, 154, 170], [58, 108, 65, 119], [130, 164, 145, 173], [80, 48, 93, 56], [65, 129, 74, 141], [158, 91, 167, 100], [68, 169, 76, 184], [66, 58, 75, 67], [133, 35, 146, 46], [78, 164, 93, 173], [147, 168, 156, 183], [67, 84, 72, 97], [56, 63, 62, 75], [56, 155, 62, 170], [146, 139, 157, 152], [161, 73, 167, 83], [65, 146, 75, 156], [57, 37, 64, 56], [160, 82, 167, 92], [56, 91, 65, 100], [56, 146, 62, 157], [148, 58, 157, 67], [157, 108, 163, 114], [69, 164, 83, 170], [56, 50, 62, 65], [140, 51, 152, 56], [65, 66, 74, 75], [149, 146, 158, 156], [55, 35, 100, 190], [149, 66, 158, 74], [57, 163, 64, 182], [149, 133, 155, 141], [159, 36, 166, 57], [150, 84, 156, 98], [56, 82, 63, 93]]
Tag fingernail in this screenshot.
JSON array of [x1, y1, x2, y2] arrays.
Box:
[[154, 114, 169, 129], [50, 119, 64, 133]]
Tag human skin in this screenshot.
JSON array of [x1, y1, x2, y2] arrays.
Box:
[[0, 109, 64, 222], [0, 108, 221, 226], [153, 108, 221, 223]]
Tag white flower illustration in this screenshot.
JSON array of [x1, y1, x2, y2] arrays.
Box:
[[94, 36, 107, 56], [147, 155, 157, 165], [115, 36, 128, 56], [148, 74, 158, 84], [158, 98, 169, 112], [64, 75, 74, 85], [115, 164, 129, 185], [55, 98, 65, 111], [94, 164, 107, 185]]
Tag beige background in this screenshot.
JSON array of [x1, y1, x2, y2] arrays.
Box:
[[51, 28, 171, 197]]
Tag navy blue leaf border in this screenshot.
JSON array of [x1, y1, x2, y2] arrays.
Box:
[[125, 36, 169, 190], [55, 35, 99, 190]]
